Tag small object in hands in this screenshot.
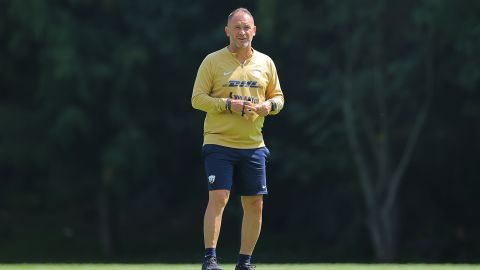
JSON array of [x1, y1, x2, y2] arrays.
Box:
[[241, 101, 246, 116]]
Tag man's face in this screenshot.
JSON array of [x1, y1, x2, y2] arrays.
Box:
[[225, 12, 256, 49]]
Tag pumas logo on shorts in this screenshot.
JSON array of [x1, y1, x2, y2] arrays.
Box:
[[208, 175, 216, 184]]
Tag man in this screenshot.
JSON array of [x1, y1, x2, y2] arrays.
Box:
[[192, 7, 284, 270]]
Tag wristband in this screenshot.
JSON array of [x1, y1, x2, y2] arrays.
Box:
[[269, 100, 277, 112]]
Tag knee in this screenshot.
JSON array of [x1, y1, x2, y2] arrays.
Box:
[[208, 190, 230, 209], [242, 197, 263, 214]]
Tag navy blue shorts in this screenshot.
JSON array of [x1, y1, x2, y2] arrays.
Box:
[[202, 144, 270, 196]]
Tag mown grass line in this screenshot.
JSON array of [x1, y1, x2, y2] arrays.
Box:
[[0, 264, 479, 270]]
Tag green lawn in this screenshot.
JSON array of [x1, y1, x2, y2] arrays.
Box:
[[0, 264, 479, 270]]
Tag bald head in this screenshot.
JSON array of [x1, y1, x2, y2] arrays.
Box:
[[227, 7, 254, 24]]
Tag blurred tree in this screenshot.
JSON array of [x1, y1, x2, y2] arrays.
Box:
[[337, 0, 434, 261], [267, 0, 471, 262]]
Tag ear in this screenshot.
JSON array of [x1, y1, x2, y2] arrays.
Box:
[[253, 25, 256, 36], [225, 26, 229, 37]]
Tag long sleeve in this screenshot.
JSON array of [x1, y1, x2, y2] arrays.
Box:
[[191, 56, 228, 113], [265, 59, 284, 115]]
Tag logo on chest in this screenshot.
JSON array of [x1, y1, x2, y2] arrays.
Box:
[[224, 80, 261, 88]]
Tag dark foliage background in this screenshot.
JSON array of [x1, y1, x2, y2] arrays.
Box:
[[1, 0, 479, 264]]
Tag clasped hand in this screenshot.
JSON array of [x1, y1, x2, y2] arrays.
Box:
[[230, 99, 271, 119]]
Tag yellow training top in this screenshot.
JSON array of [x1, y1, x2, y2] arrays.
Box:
[[192, 47, 284, 149]]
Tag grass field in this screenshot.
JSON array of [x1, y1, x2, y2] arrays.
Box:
[[0, 264, 479, 270]]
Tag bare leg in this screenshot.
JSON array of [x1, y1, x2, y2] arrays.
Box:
[[204, 190, 230, 248], [239, 195, 263, 255]]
